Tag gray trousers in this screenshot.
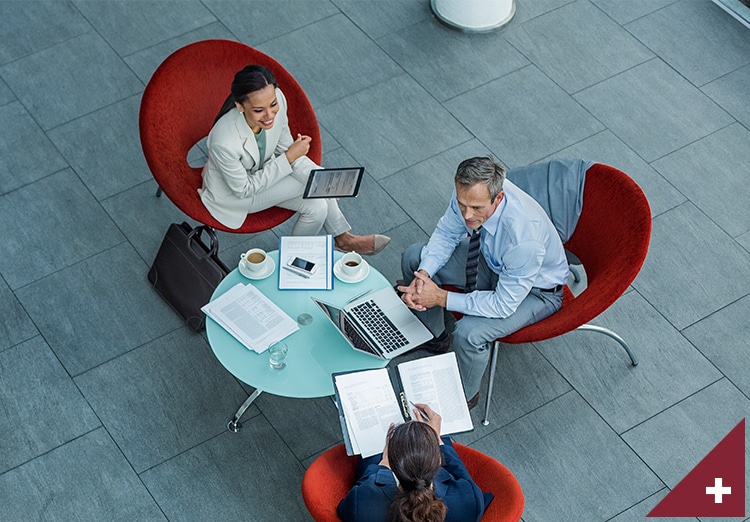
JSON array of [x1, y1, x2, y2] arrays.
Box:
[[401, 241, 563, 398]]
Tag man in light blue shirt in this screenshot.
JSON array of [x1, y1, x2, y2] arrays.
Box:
[[399, 156, 568, 407]]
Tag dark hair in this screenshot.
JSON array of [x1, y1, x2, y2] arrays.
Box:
[[214, 65, 278, 124], [455, 156, 506, 202], [387, 422, 447, 522]]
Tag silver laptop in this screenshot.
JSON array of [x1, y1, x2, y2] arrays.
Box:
[[311, 288, 433, 359]]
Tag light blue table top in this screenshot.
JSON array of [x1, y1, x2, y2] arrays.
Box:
[[206, 251, 389, 398]]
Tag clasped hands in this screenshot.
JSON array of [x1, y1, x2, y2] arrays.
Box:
[[397, 270, 447, 311]]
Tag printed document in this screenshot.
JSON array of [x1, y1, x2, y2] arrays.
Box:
[[333, 353, 473, 457], [335, 368, 404, 458], [397, 353, 473, 436], [201, 283, 298, 353]]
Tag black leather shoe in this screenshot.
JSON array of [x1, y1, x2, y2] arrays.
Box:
[[420, 331, 451, 354], [467, 392, 480, 410]]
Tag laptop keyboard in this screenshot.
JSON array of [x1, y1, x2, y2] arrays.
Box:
[[342, 316, 380, 356], [349, 300, 408, 352]]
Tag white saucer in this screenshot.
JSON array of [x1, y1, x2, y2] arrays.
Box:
[[238, 257, 276, 280], [334, 258, 370, 283]]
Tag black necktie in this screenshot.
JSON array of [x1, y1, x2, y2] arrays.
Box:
[[465, 228, 482, 292]]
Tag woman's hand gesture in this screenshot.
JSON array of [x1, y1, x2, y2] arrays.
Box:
[[285, 133, 311, 163]]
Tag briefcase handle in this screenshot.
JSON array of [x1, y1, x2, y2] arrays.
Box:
[[187, 225, 219, 258]]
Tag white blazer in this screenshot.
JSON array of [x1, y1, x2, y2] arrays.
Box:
[[198, 88, 318, 229]]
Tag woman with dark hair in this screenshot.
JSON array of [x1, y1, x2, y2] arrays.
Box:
[[198, 65, 389, 254], [338, 404, 492, 522]]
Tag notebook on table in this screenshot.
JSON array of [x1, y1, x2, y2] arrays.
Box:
[[311, 287, 433, 359]]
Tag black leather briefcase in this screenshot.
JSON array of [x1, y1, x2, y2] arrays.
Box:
[[148, 222, 230, 330]]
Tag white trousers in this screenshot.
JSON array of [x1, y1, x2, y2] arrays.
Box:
[[246, 166, 351, 237]]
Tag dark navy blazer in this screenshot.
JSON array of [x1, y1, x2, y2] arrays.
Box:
[[337, 439, 493, 522]]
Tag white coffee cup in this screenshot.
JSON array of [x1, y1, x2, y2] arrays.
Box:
[[341, 251, 363, 277], [240, 248, 267, 273]]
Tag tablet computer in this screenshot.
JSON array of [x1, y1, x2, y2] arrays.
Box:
[[303, 167, 365, 199]]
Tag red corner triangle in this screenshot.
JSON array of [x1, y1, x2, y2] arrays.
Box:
[[648, 418, 745, 518]]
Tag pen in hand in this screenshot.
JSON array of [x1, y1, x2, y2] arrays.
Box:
[[409, 400, 430, 421]]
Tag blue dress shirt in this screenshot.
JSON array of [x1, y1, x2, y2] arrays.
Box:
[[419, 180, 568, 318]]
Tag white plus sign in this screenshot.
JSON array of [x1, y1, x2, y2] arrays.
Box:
[[706, 477, 731, 503]]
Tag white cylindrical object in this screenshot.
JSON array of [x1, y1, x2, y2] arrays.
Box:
[[431, 0, 516, 32]]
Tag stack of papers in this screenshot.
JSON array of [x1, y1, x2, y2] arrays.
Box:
[[201, 283, 299, 353]]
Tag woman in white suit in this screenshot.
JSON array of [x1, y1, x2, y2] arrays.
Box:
[[199, 65, 389, 254]]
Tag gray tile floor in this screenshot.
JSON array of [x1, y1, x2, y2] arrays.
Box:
[[1, 1, 749, 520]]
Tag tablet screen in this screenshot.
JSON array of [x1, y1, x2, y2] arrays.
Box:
[[303, 167, 365, 199]]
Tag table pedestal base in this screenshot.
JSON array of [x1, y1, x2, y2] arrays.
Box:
[[430, 0, 515, 33], [227, 388, 263, 432]]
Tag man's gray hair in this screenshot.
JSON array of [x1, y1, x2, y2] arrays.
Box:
[[454, 156, 506, 201]]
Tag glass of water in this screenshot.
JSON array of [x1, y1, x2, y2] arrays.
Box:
[[268, 341, 288, 370]]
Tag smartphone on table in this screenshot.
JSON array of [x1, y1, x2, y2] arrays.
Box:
[[285, 256, 318, 277]]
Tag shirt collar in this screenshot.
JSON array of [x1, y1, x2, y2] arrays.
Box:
[[461, 190, 505, 237], [481, 193, 505, 236]]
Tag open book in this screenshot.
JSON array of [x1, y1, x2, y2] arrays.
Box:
[[333, 352, 473, 457]]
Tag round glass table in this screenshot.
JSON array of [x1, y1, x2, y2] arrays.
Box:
[[206, 250, 389, 431]]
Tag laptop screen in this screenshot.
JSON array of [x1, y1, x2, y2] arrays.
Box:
[[314, 298, 342, 325], [312, 298, 380, 357]]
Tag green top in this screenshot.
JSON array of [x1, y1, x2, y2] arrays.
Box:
[[254, 129, 266, 166]]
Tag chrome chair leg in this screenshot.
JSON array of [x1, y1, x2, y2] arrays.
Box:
[[227, 389, 263, 432], [576, 324, 639, 366], [481, 326, 637, 426], [482, 341, 500, 426]]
